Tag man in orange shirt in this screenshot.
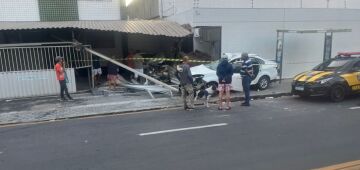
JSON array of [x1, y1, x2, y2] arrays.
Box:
[[55, 56, 73, 101]]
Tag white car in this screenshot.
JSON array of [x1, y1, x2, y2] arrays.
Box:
[[190, 53, 279, 91]]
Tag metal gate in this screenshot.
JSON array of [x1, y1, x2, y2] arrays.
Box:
[[0, 43, 91, 99]]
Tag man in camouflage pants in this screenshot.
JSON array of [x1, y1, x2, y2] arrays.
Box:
[[176, 56, 195, 110]]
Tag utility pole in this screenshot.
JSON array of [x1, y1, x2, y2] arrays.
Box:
[[160, 0, 163, 18], [327, 0, 330, 8], [344, 0, 347, 8], [173, 0, 176, 15]]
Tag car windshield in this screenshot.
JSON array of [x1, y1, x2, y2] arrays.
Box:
[[204, 60, 219, 70], [313, 59, 350, 71]]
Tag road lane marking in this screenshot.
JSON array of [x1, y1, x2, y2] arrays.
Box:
[[314, 160, 360, 170], [349, 106, 360, 110], [138, 123, 228, 136]]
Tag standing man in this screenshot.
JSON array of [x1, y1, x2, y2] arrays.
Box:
[[55, 56, 73, 101], [216, 57, 234, 110], [92, 56, 102, 87], [176, 56, 195, 110], [240, 53, 254, 106], [133, 50, 145, 83]]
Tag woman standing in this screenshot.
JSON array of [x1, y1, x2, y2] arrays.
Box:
[[216, 57, 234, 110], [107, 62, 118, 90]]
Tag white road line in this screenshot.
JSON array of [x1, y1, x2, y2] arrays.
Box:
[[139, 123, 228, 136], [349, 107, 360, 110]]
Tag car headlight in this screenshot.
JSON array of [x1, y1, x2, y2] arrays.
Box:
[[318, 77, 333, 84]]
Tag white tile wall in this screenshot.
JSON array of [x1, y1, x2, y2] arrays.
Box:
[[167, 0, 360, 10], [0, 0, 40, 21], [78, 0, 121, 20]]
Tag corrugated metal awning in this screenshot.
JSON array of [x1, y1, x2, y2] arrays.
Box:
[[0, 20, 191, 37]]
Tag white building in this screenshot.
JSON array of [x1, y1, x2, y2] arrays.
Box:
[[155, 0, 360, 78]]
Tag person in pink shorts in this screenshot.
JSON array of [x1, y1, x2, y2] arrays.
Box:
[[216, 57, 234, 110]]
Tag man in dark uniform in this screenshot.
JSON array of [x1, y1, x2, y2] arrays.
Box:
[[240, 53, 254, 106], [176, 56, 194, 110]]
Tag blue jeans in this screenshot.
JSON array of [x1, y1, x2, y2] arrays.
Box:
[[242, 76, 251, 104]]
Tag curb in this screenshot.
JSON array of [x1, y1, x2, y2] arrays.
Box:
[[0, 92, 292, 127]]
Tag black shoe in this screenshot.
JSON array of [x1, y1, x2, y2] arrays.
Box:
[[241, 103, 250, 106], [68, 97, 74, 101]]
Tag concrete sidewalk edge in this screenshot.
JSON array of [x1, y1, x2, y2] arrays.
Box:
[[0, 92, 292, 127]]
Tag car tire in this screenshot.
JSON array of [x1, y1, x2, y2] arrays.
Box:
[[330, 84, 346, 102], [257, 76, 270, 90]]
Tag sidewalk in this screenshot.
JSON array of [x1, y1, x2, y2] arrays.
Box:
[[0, 79, 292, 125]]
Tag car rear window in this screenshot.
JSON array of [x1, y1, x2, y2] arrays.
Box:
[[313, 59, 351, 71]]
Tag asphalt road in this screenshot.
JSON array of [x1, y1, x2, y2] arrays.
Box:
[[0, 96, 360, 170]]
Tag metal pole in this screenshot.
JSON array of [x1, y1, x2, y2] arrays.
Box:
[[84, 48, 179, 92], [323, 32, 333, 61], [344, 0, 347, 8], [173, 0, 176, 15], [0, 49, 4, 72], [327, 0, 330, 8], [91, 53, 95, 89], [160, 0, 163, 18], [275, 31, 284, 84]]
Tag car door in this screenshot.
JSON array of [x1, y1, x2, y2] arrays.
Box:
[[230, 58, 243, 91], [350, 61, 360, 92]]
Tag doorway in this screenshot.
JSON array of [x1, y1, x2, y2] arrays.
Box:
[[194, 26, 222, 60]]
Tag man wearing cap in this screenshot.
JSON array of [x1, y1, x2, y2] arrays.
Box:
[[176, 56, 195, 110], [55, 56, 73, 101], [240, 53, 254, 106]]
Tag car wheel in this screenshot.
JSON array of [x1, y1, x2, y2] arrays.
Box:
[[257, 76, 270, 90], [330, 84, 346, 102]]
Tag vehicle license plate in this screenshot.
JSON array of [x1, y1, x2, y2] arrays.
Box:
[[295, 86, 304, 91]]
